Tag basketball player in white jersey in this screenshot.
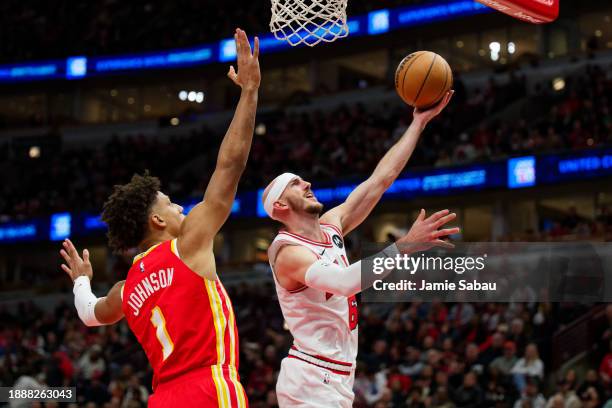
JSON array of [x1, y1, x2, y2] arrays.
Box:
[[262, 90, 458, 407]]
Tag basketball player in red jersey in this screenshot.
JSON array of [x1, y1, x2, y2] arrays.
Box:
[[262, 91, 458, 407], [59, 28, 259, 408]]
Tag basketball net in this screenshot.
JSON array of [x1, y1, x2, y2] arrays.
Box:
[[270, 0, 349, 47]]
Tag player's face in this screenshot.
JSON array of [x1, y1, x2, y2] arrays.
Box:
[[153, 192, 185, 235], [283, 177, 323, 215]]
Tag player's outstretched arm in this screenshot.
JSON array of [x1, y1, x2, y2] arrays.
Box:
[[321, 91, 454, 235], [60, 239, 124, 326], [178, 28, 260, 258], [275, 209, 459, 297]]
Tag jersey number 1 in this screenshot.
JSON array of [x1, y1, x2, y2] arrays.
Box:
[[151, 306, 174, 360]]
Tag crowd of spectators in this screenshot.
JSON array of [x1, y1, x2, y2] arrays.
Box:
[[0, 282, 609, 408], [1, 62, 611, 221], [0, 0, 428, 63]]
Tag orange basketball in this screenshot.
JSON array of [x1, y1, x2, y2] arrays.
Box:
[[395, 51, 453, 109]]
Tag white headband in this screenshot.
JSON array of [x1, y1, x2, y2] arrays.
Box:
[[263, 172, 299, 218]]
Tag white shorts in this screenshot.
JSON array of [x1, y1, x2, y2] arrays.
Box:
[[276, 357, 355, 408]]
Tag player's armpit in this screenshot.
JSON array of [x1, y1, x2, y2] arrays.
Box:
[[94, 280, 125, 325], [319, 210, 344, 236], [274, 245, 320, 291]]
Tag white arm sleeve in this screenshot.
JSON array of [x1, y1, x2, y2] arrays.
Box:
[[73, 276, 104, 327], [304, 244, 399, 297]]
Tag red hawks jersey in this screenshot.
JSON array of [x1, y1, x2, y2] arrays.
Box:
[[121, 239, 245, 403], [268, 224, 358, 367]]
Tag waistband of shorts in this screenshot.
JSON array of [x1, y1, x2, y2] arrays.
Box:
[[288, 346, 354, 375], [155, 364, 237, 391]]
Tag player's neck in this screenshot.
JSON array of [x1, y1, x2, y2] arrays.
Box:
[[285, 213, 324, 242], [138, 231, 176, 252]]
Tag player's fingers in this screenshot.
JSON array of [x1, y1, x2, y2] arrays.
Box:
[[234, 32, 242, 60], [241, 30, 252, 56], [60, 249, 72, 264], [443, 90, 454, 106], [434, 227, 461, 238], [443, 90, 453, 104], [433, 239, 455, 249], [237, 30, 248, 64], [227, 65, 238, 84], [61, 264, 72, 275], [63, 239, 80, 259], [83, 249, 90, 264], [434, 212, 457, 229], [429, 90, 453, 114], [426, 209, 450, 223], [416, 208, 426, 222], [253, 36, 260, 59]]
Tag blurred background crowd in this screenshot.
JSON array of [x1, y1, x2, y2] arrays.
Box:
[[1, 0, 612, 407], [1, 62, 610, 222], [1, 286, 611, 407]]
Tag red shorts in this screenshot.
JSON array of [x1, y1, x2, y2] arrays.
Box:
[[149, 365, 248, 408]]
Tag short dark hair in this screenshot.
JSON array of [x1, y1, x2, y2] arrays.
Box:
[[101, 173, 160, 252]]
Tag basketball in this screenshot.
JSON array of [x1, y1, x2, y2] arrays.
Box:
[[395, 51, 453, 109]]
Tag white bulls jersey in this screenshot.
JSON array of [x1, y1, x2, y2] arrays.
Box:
[[268, 223, 358, 369]]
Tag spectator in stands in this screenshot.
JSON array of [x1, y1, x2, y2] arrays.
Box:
[[406, 386, 426, 408], [122, 375, 149, 407], [580, 386, 602, 408], [579, 369, 606, 404], [451, 371, 483, 407], [545, 376, 581, 408], [354, 365, 388, 407], [490, 340, 519, 377], [509, 318, 529, 352], [9, 366, 45, 408], [479, 331, 505, 366], [400, 346, 424, 377], [513, 377, 546, 408], [77, 344, 105, 381], [387, 366, 411, 406], [429, 385, 454, 408], [512, 343, 545, 393]]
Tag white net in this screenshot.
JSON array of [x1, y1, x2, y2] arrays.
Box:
[[270, 0, 349, 47]]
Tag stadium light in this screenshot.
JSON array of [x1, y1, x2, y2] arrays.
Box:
[[507, 42, 516, 54], [255, 123, 267, 136], [180, 90, 204, 103], [489, 41, 501, 61], [553, 77, 565, 91], [29, 146, 41, 159]]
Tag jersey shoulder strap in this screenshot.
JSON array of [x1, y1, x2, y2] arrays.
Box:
[[268, 229, 333, 267]]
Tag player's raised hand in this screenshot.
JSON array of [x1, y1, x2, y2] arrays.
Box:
[[227, 28, 260, 91], [397, 209, 460, 251], [413, 90, 454, 125], [60, 239, 93, 281]]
